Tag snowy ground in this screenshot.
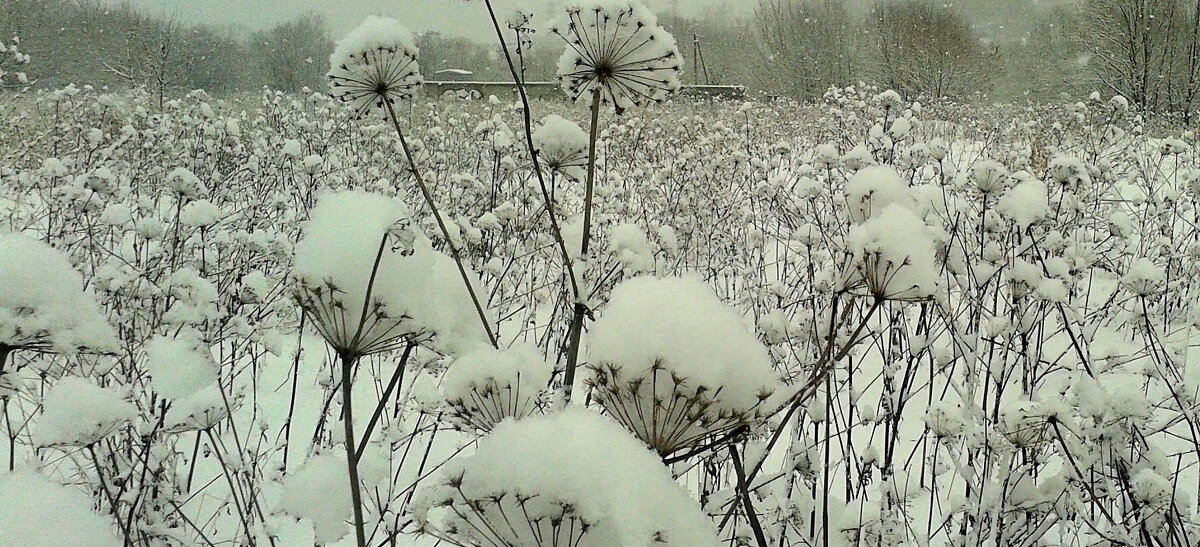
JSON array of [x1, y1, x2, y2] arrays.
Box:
[[1, 80, 1199, 546]]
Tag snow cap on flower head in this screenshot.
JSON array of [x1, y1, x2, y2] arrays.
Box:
[[552, 0, 682, 114], [328, 16, 423, 119]]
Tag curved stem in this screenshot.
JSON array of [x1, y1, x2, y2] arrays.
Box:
[[560, 89, 603, 405], [479, 0, 581, 301], [383, 98, 497, 348], [340, 351, 368, 547]]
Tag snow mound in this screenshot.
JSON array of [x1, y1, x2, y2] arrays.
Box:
[[588, 275, 777, 414], [442, 344, 552, 431], [609, 223, 655, 273], [330, 16, 417, 72], [145, 333, 219, 400], [413, 407, 719, 546], [34, 376, 135, 447], [533, 114, 588, 175], [843, 165, 914, 223], [277, 450, 388, 545], [844, 204, 939, 301], [997, 176, 1049, 229], [293, 191, 489, 356], [0, 471, 122, 547], [0, 232, 118, 353], [328, 16, 423, 117]]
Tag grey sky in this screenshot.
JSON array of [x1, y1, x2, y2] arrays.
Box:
[[109, 0, 755, 38]]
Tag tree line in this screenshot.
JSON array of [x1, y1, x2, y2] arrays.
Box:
[[3, 0, 1200, 114]]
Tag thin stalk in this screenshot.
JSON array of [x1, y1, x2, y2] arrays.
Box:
[[89, 443, 134, 543], [382, 98, 497, 348], [479, 0, 580, 301], [356, 342, 415, 460], [560, 89, 603, 405], [282, 313, 304, 473], [340, 351, 368, 547], [730, 442, 769, 547], [1, 346, 11, 472], [204, 429, 255, 547]]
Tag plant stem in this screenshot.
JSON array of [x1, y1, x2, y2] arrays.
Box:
[[383, 98, 497, 348], [1, 346, 11, 472], [356, 342, 414, 460], [479, 0, 580, 301], [89, 443, 133, 544], [580, 88, 602, 257], [560, 89, 603, 405], [282, 313, 303, 473], [730, 442, 769, 547], [340, 351, 368, 547], [204, 429, 255, 547]]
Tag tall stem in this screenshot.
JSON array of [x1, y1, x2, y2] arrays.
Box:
[[282, 313, 303, 473], [340, 351, 368, 547], [479, 0, 581, 301], [580, 88, 602, 256], [2, 346, 13, 472], [356, 342, 414, 460], [561, 89, 603, 405], [383, 99, 497, 348], [89, 443, 134, 543], [730, 442, 769, 547]]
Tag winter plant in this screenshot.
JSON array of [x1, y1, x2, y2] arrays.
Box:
[[3, 1, 1200, 547]]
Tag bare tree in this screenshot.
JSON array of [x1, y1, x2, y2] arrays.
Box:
[[249, 13, 332, 93], [751, 0, 857, 99], [1083, 0, 1200, 113], [871, 0, 997, 99]]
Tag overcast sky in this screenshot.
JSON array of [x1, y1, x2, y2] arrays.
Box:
[[108, 0, 756, 38]]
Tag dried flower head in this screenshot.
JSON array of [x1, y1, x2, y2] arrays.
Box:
[[327, 16, 423, 119], [533, 114, 589, 179], [552, 1, 682, 114]]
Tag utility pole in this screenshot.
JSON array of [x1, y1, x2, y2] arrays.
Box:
[[692, 33, 711, 85]]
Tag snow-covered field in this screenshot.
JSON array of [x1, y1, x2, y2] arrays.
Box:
[[3, 7, 1200, 547]]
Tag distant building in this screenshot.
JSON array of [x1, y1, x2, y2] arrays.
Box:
[[434, 69, 473, 82]]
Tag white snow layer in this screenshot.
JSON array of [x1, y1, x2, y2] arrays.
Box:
[[843, 165, 914, 223], [413, 407, 720, 546], [329, 16, 417, 73], [844, 203, 940, 301], [588, 275, 778, 413], [144, 333, 219, 400], [34, 376, 135, 447], [292, 190, 489, 355], [0, 471, 122, 547], [0, 232, 118, 353]]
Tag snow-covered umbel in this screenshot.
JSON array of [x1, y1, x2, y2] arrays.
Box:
[[294, 191, 412, 357], [293, 191, 489, 357], [532, 114, 588, 178], [587, 276, 777, 455], [144, 333, 219, 399], [328, 16, 423, 119], [997, 175, 1050, 229], [0, 232, 117, 353], [412, 408, 720, 546], [843, 165, 914, 223], [0, 471, 122, 547], [552, 0, 682, 114], [844, 204, 940, 301], [970, 158, 1009, 196], [276, 450, 387, 544], [609, 223, 655, 273], [442, 344, 552, 432], [34, 376, 135, 447]]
